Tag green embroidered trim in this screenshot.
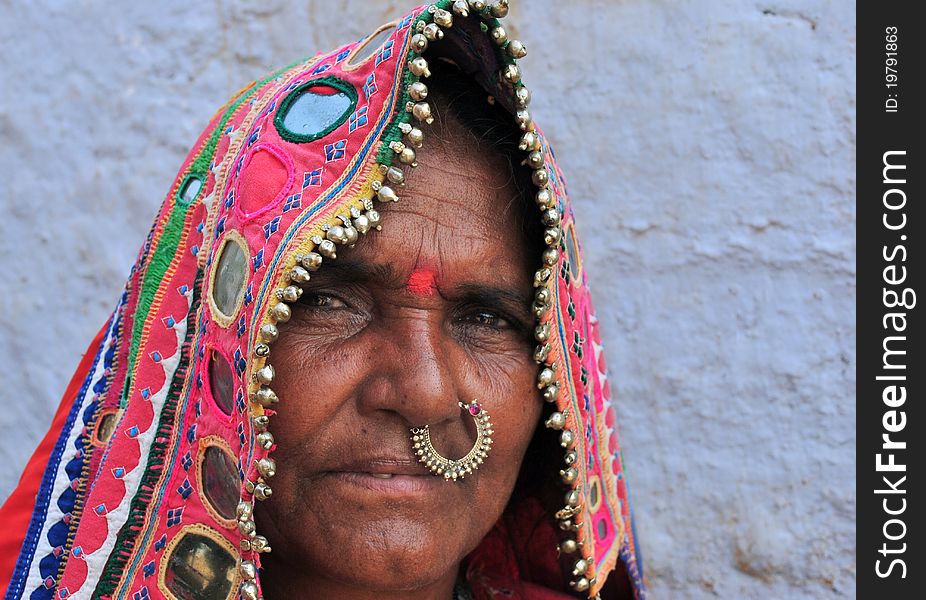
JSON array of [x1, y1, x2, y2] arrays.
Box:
[[374, 6, 436, 165], [273, 76, 359, 143], [92, 273, 202, 599], [124, 62, 298, 401]]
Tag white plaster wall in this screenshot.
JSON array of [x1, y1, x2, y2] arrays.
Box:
[[0, 1, 855, 597]]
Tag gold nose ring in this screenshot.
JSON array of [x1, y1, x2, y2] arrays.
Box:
[[410, 400, 494, 481]]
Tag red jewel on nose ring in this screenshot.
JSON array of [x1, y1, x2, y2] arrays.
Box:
[[410, 400, 494, 481]]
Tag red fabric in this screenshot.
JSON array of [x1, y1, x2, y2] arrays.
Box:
[[466, 497, 572, 600], [0, 323, 108, 593], [236, 142, 294, 218]]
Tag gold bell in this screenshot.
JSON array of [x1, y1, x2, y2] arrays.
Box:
[[502, 64, 521, 84], [412, 101, 434, 124], [255, 365, 274, 385], [281, 285, 302, 303], [507, 39, 527, 59], [254, 482, 273, 501], [270, 302, 291, 322], [571, 577, 590, 592], [538, 367, 555, 388], [520, 131, 541, 151], [377, 185, 400, 203], [561, 467, 578, 484], [352, 214, 371, 234], [545, 412, 566, 430], [251, 386, 278, 408], [239, 561, 257, 581], [572, 559, 589, 576], [560, 429, 575, 448], [239, 581, 259, 600], [256, 431, 275, 449], [289, 265, 310, 284], [532, 168, 550, 187], [411, 33, 428, 53], [452, 0, 470, 17], [408, 57, 431, 77], [259, 324, 279, 343], [526, 150, 545, 169], [385, 167, 405, 186], [326, 225, 349, 244], [409, 82, 428, 101], [491, 26, 508, 46], [257, 457, 276, 478], [301, 252, 323, 271], [344, 226, 359, 245], [423, 23, 443, 41], [542, 384, 560, 403], [544, 227, 561, 246], [565, 489, 581, 507], [406, 127, 424, 148], [490, 0, 509, 18], [541, 208, 561, 227], [399, 147, 417, 165], [543, 247, 560, 266], [433, 8, 453, 27], [318, 239, 337, 259], [366, 209, 382, 230]]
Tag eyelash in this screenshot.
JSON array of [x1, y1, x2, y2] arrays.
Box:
[[462, 310, 510, 330], [298, 292, 527, 337], [300, 292, 347, 309]]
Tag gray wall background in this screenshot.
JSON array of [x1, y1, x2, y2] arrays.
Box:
[[0, 1, 855, 597]]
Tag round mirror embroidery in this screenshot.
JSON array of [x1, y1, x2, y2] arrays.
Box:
[[163, 531, 236, 600], [563, 223, 583, 285], [179, 174, 204, 204], [207, 350, 235, 416], [597, 518, 608, 541], [211, 237, 248, 320], [274, 78, 357, 143], [200, 445, 240, 520], [93, 411, 119, 445], [345, 25, 395, 66], [589, 478, 601, 509]]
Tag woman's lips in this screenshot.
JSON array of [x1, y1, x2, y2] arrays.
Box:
[[326, 470, 445, 495]]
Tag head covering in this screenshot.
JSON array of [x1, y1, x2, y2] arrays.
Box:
[[0, 2, 644, 599]]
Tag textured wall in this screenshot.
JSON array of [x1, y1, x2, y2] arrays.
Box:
[[0, 0, 855, 597]]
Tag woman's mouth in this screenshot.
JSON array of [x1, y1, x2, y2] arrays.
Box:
[[325, 470, 447, 496]]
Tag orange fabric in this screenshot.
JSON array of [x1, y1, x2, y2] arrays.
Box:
[[0, 323, 108, 593]]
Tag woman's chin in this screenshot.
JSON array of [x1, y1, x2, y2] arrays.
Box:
[[265, 515, 462, 593]]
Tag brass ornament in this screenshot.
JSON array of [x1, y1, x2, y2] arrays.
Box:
[[411, 401, 493, 481]]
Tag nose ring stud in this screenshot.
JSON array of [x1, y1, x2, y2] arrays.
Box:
[[410, 400, 494, 481]]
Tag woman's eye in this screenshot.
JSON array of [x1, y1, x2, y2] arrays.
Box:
[[301, 292, 347, 309], [465, 310, 510, 330]]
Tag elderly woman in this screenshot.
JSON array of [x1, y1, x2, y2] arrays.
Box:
[[0, 2, 644, 599]]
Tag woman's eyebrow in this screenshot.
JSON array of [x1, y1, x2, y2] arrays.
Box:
[[454, 283, 533, 314], [306, 261, 532, 308], [302, 260, 395, 285]]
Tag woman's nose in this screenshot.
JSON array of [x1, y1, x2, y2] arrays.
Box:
[[356, 311, 460, 427]]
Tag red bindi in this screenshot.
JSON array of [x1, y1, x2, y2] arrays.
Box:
[[406, 267, 438, 296]]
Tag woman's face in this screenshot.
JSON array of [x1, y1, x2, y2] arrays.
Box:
[[256, 110, 543, 596]]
